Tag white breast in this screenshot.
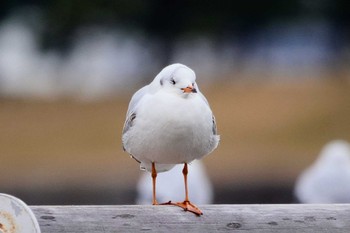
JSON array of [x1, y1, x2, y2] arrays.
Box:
[[123, 90, 218, 172]]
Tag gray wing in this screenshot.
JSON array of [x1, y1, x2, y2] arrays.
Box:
[[122, 85, 149, 135], [198, 91, 218, 135], [198, 91, 209, 106], [212, 115, 218, 135]]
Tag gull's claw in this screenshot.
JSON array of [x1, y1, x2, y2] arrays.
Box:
[[169, 200, 203, 216]]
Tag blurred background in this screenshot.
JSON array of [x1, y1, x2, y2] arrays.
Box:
[[1, 0, 350, 205]]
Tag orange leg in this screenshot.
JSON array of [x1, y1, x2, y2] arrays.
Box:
[[151, 162, 158, 205], [183, 163, 190, 202], [171, 163, 203, 216], [151, 162, 173, 206]]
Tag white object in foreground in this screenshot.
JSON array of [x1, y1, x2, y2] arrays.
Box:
[[0, 193, 41, 233]]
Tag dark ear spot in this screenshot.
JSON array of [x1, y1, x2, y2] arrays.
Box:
[[160, 79, 163, 86]]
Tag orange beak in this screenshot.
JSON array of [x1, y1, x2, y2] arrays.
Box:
[[181, 85, 197, 93]]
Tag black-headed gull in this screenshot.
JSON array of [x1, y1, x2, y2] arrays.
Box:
[[122, 63, 219, 215]]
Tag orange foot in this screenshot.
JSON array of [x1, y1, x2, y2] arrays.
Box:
[[169, 201, 203, 216], [153, 201, 172, 206]]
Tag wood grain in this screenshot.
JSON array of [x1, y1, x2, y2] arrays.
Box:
[[31, 204, 350, 232]]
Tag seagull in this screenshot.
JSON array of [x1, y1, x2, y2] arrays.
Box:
[[122, 63, 220, 215], [294, 140, 350, 203]]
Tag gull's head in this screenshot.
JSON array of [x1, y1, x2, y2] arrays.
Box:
[[154, 63, 198, 95]]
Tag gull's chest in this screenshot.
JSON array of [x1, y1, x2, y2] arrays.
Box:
[[137, 94, 208, 134], [123, 92, 216, 165]]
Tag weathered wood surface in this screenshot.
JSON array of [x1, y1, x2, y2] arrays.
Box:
[[31, 204, 350, 233]]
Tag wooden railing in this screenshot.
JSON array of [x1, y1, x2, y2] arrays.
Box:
[[31, 204, 350, 232]]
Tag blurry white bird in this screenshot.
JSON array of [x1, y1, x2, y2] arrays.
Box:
[[294, 140, 350, 203], [136, 160, 213, 205], [122, 63, 219, 215]]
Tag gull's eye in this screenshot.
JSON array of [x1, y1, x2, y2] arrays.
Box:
[[170, 78, 176, 85]]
